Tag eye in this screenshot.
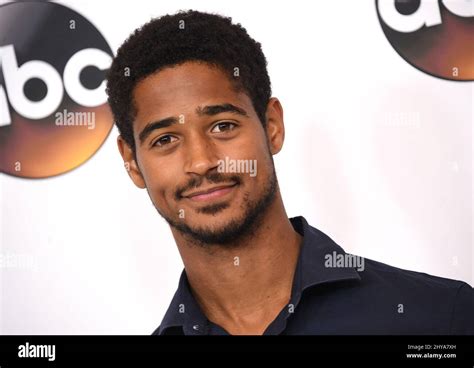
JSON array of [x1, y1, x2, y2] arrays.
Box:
[[211, 121, 237, 133], [153, 135, 177, 147]]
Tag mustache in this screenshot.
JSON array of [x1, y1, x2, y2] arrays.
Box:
[[175, 172, 242, 200]]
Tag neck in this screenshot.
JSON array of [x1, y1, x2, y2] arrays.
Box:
[[171, 192, 303, 335]]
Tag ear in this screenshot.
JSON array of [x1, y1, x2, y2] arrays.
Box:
[[264, 97, 285, 155], [117, 135, 146, 189]]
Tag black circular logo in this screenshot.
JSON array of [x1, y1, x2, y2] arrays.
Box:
[[0, 1, 114, 178], [376, 0, 473, 81]]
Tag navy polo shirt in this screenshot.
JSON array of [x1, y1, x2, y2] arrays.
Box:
[[153, 216, 474, 335]]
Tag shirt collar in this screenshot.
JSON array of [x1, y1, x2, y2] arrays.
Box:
[[291, 216, 361, 293], [157, 216, 361, 335]]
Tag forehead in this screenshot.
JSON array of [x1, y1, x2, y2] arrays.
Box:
[[132, 61, 254, 125]]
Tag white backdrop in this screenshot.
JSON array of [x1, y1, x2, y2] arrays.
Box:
[[0, 0, 472, 334]]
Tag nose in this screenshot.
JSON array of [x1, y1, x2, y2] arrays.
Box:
[[183, 133, 219, 176]]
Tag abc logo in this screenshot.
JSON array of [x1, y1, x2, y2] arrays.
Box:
[[0, 2, 114, 178], [376, 0, 473, 81]]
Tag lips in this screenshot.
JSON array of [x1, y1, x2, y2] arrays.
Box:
[[183, 183, 237, 202]]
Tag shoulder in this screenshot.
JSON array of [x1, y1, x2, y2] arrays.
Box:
[[363, 257, 471, 295], [360, 258, 473, 334]]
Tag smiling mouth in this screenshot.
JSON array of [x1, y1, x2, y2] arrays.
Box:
[[183, 183, 238, 202]]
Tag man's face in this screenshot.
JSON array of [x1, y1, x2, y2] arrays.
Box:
[[121, 61, 282, 246]]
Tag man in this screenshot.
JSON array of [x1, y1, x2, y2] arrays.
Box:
[[106, 10, 473, 335]]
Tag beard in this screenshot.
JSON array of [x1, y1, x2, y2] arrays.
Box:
[[150, 159, 278, 248]]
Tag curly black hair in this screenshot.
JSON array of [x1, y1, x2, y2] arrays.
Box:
[[106, 10, 272, 152]]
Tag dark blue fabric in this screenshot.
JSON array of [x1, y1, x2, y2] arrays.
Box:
[[153, 216, 474, 335]]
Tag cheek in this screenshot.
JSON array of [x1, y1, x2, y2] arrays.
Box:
[[238, 142, 273, 187], [140, 156, 181, 205], [235, 132, 267, 159]]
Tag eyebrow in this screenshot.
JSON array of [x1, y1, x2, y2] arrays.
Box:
[[138, 103, 248, 145], [196, 103, 248, 117]]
